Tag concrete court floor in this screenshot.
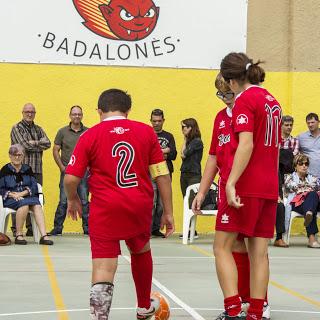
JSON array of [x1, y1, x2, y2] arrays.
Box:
[[0, 234, 319, 320]]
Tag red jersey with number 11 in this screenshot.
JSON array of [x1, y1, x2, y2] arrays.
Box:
[[231, 86, 282, 200], [65, 117, 164, 240]]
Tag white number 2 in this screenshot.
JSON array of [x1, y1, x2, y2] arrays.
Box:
[[112, 142, 138, 188]]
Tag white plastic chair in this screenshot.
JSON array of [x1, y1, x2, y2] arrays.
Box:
[[182, 183, 218, 244], [284, 210, 320, 245], [0, 183, 43, 243]]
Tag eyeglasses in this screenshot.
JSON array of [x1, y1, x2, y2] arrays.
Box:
[[297, 161, 309, 166], [10, 153, 23, 158], [23, 111, 36, 114], [181, 125, 189, 129], [216, 91, 234, 100]]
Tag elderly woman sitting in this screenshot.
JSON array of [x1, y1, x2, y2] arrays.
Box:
[[285, 154, 320, 248], [0, 144, 53, 245]]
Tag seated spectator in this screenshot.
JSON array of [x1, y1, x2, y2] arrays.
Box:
[[284, 154, 320, 248], [0, 144, 53, 245]]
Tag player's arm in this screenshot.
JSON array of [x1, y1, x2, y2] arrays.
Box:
[[64, 174, 82, 220], [192, 155, 218, 214], [149, 161, 175, 237], [226, 132, 253, 208]]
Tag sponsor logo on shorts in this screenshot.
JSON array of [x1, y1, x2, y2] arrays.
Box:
[[221, 213, 229, 224], [68, 155, 76, 166]]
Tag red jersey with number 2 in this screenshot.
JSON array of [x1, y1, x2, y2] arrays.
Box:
[[65, 117, 164, 240], [231, 86, 282, 200]]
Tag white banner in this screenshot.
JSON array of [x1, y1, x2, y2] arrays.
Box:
[[0, 0, 247, 69]]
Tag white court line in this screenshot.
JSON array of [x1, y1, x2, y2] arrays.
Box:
[[122, 255, 206, 320], [1, 307, 320, 317], [1, 254, 320, 260]]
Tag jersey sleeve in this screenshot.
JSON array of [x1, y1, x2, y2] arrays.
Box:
[[54, 129, 63, 146], [233, 96, 254, 133], [65, 131, 90, 178], [209, 117, 219, 155]]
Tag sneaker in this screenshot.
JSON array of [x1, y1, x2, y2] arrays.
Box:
[[215, 310, 246, 319], [151, 230, 165, 238], [136, 297, 160, 319], [262, 302, 271, 320], [179, 230, 199, 239], [26, 229, 33, 237], [48, 229, 62, 236], [83, 230, 89, 236]]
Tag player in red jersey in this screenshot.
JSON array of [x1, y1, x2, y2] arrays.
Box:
[[192, 74, 270, 320], [64, 89, 175, 320], [214, 53, 281, 320]]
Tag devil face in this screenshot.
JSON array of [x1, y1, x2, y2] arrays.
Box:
[[99, 0, 159, 41]]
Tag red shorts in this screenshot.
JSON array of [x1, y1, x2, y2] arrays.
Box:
[[216, 184, 277, 238], [90, 232, 150, 259]]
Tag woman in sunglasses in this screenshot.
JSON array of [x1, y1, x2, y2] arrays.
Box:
[[285, 154, 320, 248]]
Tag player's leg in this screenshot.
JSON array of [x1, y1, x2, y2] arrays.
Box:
[[90, 238, 120, 320], [214, 231, 244, 318], [246, 237, 269, 320], [126, 235, 159, 319]]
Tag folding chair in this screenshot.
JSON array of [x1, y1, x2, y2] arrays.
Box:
[[0, 184, 43, 243], [182, 183, 218, 244]]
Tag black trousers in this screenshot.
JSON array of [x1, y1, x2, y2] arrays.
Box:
[[180, 172, 201, 197], [276, 202, 286, 235]]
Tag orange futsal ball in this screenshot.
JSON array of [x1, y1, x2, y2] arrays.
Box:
[[152, 292, 170, 320]]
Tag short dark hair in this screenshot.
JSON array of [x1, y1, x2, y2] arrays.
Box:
[[282, 115, 294, 124], [69, 105, 82, 114], [98, 89, 131, 113], [306, 113, 319, 122], [150, 108, 164, 119]]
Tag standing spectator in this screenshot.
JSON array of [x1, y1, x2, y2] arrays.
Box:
[[280, 115, 299, 156], [298, 113, 320, 178], [64, 89, 174, 319], [10, 103, 51, 236], [179, 118, 203, 239], [49, 106, 89, 236], [150, 109, 177, 238]]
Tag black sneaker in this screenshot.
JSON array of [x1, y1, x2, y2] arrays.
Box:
[[179, 230, 199, 239], [48, 229, 62, 236], [26, 229, 33, 237], [215, 310, 246, 319], [151, 230, 165, 238], [83, 230, 89, 236]]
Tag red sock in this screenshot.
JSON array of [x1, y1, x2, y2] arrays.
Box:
[[247, 298, 264, 320], [131, 250, 153, 309], [232, 252, 250, 303], [224, 294, 242, 317]]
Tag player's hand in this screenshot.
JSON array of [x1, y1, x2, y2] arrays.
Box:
[[226, 183, 243, 209], [160, 212, 175, 238], [192, 192, 205, 215], [67, 197, 83, 221]]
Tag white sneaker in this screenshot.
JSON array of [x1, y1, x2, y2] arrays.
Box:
[[262, 302, 271, 320], [241, 302, 250, 313], [136, 297, 160, 319]]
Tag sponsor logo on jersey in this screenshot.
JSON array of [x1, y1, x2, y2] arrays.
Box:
[[265, 94, 275, 102], [221, 213, 229, 224], [68, 155, 76, 166], [236, 114, 248, 125], [218, 134, 230, 146], [219, 120, 225, 129], [110, 127, 130, 134]]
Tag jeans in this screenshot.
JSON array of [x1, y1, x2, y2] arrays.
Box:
[[292, 191, 319, 237], [53, 171, 89, 232]]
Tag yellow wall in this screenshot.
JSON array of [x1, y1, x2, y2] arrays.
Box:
[[0, 63, 319, 234]]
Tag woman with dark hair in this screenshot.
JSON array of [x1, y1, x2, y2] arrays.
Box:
[[0, 144, 53, 245], [285, 154, 320, 248], [213, 52, 281, 320], [180, 118, 203, 238]]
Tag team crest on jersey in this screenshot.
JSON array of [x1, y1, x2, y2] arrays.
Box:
[[265, 94, 275, 102], [110, 127, 130, 134], [236, 114, 248, 125], [219, 120, 225, 129], [68, 155, 76, 166]]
